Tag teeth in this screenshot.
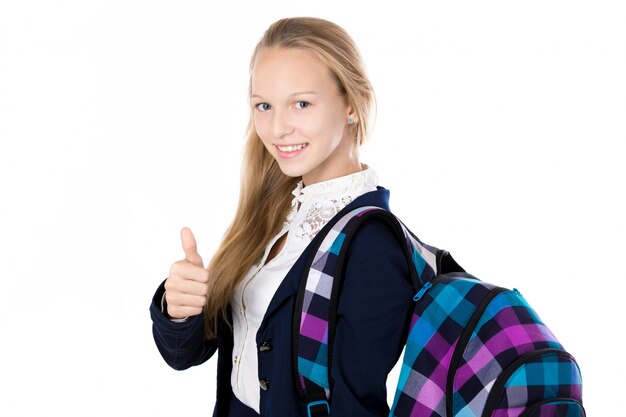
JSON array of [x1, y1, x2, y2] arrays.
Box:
[[278, 144, 306, 152]]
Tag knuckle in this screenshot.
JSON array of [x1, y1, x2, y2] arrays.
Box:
[[169, 259, 187, 275], [167, 305, 180, 317], [164, 291, 174, 305], [201, 270, 210, 282], [200, 284, 209, 295], [169, 261, 179, 276], [195, 295, 207, 307], [164, 278, 177, 292]]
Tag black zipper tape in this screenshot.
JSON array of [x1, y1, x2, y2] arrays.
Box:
[[446, 286, 508, 416], [518, 397, 585, 417], [481, 348, 575, 417]]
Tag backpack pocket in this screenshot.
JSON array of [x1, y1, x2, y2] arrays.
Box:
[[483, 348, 584, 417], [518, 398, 585, 417]]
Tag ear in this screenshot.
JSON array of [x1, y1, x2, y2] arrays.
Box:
[[345, 102, 358, 124]]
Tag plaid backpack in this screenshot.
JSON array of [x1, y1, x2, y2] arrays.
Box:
[[292, 206, 585, 417]]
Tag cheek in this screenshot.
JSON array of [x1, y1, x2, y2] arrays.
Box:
[[319, 115, 345, 144], [254, 116, 271, 147], [304, 112, 342, 140]]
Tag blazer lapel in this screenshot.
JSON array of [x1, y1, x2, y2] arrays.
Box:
[[259, 187, 391, 325]]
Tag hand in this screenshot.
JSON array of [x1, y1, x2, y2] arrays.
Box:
[[164, 227, 210, 319]]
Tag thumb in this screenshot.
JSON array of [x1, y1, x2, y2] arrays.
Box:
[[180, 227, 204, 267]]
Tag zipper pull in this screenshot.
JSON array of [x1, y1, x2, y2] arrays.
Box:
[[512, 288, 527, 302], [413, 282, 433, 301]]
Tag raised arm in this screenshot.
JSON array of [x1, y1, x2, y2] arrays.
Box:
[[149, 227, 218, 370]]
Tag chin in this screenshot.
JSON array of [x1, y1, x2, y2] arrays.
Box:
[[277, 166, 307, 179], [271, 158, 307, 179]]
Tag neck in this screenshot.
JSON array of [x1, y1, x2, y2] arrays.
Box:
[[302, 141, 362, 186]]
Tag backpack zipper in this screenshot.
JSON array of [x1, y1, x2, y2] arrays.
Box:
[[412, 272, 478, 301], [445, 285, 508, 416], [517, 398, 585, 417], [481, 348, 573, 417]]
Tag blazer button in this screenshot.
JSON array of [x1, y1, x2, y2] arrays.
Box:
[[259, 379, 270, 391], [259, 341, 272, 352]]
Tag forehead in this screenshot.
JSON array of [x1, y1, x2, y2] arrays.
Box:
[[251, 47, 337, 97]]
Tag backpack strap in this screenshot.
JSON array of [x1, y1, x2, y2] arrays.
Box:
[[292, 206, 442, 415], [436, 249, 465, 274]]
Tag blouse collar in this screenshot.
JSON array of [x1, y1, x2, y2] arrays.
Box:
[[284, 167, 379, 241], [290, 167, 379, 208]]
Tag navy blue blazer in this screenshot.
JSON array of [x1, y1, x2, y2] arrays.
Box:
[[150, 187, 415, 416]]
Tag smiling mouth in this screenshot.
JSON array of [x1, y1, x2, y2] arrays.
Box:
[[276, 143, 308, 152], [274, 143, 309, 159]]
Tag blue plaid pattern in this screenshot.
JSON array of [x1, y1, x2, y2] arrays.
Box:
[[390, 276, 499, 416], [293, 206, 585, 417], [489, 351, 584, 417], [295, 206, 438, 394], [451, 290, 568, 416], [524, 400, 585, 417]]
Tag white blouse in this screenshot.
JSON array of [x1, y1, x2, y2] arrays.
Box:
[[230, 167, 379, 412]]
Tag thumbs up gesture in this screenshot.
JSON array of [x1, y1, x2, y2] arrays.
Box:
[[164, 227, 210, 319]]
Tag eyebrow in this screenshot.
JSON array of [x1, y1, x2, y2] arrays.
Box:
[[250, 91, 318, 99]]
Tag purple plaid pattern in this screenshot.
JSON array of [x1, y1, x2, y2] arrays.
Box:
[[294, 206, 584, 417], [390, 282, 583, 417], [296, 206, 439, 395], [295, 207, 359, 391], [452, 291, 567, 416], [389, 276, 499, 417], [489, 352, 583, 417]]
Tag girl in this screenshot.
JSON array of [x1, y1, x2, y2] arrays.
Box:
[[150, 16, 414, 416]]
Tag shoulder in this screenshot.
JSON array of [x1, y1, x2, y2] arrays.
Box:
[[334, 185, 398, 263], [347, 214, 403, 258], [342, 212, 411, 283], [333, 212, 415, 339], [347, 186, 391, 212]]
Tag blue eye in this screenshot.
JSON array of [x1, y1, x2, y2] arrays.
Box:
[[254, 101, 309, 111], [295, 101, 310, 109]]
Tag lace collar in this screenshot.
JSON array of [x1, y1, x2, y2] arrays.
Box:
[[285, 167, 379, 241]]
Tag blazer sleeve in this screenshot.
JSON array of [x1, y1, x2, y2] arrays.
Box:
[[329, 218, 414, 416], [149, 280, 218, 370]]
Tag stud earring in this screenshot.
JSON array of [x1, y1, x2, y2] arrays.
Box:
[[348, 118, 354, 125]]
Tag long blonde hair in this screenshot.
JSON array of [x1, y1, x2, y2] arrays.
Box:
[[204, 17, 377, 338]]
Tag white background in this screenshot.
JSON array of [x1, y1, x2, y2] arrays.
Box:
[[0, 1, 623, 415]]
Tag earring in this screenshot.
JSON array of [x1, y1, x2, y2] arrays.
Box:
[[348, 118, 354, 125]]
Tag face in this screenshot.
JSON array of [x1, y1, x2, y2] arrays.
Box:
[[250, 47, 360, 186]]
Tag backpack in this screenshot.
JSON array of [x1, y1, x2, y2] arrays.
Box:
[[292, 206, 585, 417]]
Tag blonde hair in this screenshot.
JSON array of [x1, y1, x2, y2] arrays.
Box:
[[203, 17, 377, 338]]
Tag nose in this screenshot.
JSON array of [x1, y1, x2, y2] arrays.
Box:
[[270, 107, 294, 140]]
